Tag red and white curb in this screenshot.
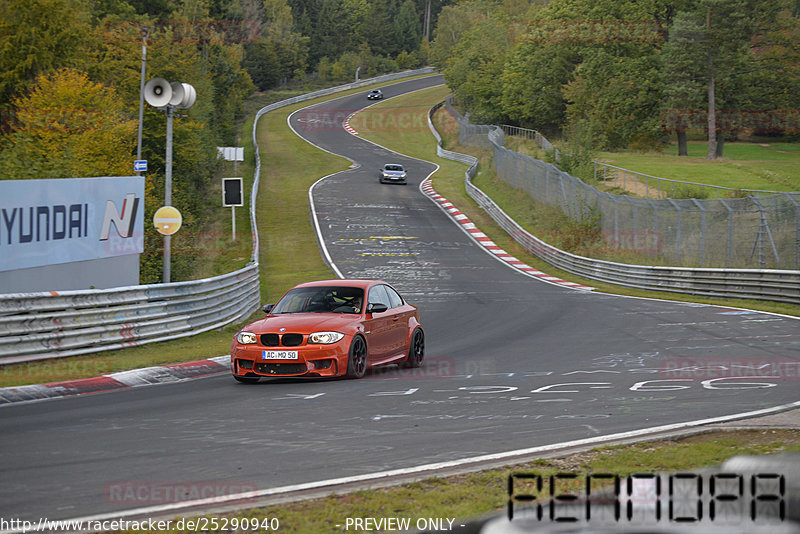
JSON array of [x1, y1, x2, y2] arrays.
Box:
[[0, 355, 231, 406], [420, 179, 594, 291], [344, 113, 358, 135]]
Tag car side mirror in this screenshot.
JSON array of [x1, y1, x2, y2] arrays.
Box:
[[367, 303, 388, 314], [263, 304, 274, 314]]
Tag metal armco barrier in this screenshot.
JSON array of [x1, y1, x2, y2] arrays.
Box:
[[0, 68, 436, 365], [428, 101, 800, 305]]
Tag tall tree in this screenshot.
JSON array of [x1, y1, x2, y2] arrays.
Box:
[[395, 0, 423, 54], [664, 0, 782, 158], [0, 69, 136, 179], [661, 9, 707, 155], [0, 0, 93, 107]]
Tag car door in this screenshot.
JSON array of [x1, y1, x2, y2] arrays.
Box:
[[383, 284, 411, 358], [363, 284, 392, 363]]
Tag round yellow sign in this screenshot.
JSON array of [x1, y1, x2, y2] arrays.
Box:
[[153, 206, 182, 236]]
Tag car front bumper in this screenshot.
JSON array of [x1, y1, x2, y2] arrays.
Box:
[[231, 341, 349, 378]]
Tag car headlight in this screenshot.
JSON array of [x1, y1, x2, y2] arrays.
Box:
[[237, 331, 258, 344], [308, 331, 344, 344]]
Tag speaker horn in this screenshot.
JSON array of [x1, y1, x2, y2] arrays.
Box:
[[168, 82, 185, 107], [178, 83, 196, 109], [144, 78, 172, 108]]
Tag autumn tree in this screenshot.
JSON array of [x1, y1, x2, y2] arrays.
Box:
[[0, 0, 93, 107], [0, 68, 136, 179]]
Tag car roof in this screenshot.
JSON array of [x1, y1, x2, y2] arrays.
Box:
[[292, 279, 386, 289]]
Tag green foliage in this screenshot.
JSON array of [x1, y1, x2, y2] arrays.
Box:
[[668, 182, 711, 198], [0, 0, 261, 284], [0, 0, 93, 105], [501, 42, 575, 132], [433, 0, 800, 164], [441, 6, 512, 123], [290, 0, 433, 70], [0, 68, 136, 179], [547, 118, 598, 182]]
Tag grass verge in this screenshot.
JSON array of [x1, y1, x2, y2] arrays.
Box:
[[596, 141, 800, 192]]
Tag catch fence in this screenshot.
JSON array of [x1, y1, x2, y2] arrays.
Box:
[[429, 101, 800, 305], [452, 101, 800, 271]]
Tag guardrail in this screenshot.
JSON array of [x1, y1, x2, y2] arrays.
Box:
[[428, 102, 800, 305], [0, 68, 437, 365]]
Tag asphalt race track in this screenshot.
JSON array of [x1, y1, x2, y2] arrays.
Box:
[[1, 75, 799, 525]]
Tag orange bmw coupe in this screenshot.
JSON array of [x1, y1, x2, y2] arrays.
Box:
[[231, 280, 424, 382]]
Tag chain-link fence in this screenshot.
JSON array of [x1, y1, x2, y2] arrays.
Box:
[[449, 100, 800, 270]]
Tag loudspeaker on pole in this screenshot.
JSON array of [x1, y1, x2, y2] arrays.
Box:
[[144, 78, 172, 108]]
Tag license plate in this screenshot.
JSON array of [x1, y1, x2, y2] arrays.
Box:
[[262, 350, 299, 360]]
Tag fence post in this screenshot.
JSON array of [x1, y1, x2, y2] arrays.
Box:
[[646, 198, 659, 257], [785, 193, 800, 270], [750, 197, 780, 267], [612, 193, 620, 249], [691, 198, 707, 266], [545, 163, 550, 204], [668, 199, 682, 263], [718, 198, 734, 267]]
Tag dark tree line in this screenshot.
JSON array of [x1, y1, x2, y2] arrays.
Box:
[[430, 0, 800, 158]]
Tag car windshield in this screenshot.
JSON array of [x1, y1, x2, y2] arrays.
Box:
[[384, 165, 403, 171], [271, 286, 364, 314]]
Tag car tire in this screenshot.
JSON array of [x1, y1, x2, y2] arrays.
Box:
[[346, 335, 367, 378], [233, 375, 260, 384], [402, 328, 424, 368]]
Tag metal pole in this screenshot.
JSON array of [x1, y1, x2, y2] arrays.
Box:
[[719, 198, 734, 267], [164, 105, 174, 283], [136, 29, 148, 174], [232, 206, 236, 241], [691, 198, 706, 266]]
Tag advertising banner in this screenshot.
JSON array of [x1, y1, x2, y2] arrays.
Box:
[[0, 176, 145, 273]]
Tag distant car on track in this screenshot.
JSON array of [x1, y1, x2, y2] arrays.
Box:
[[367, 89, 383, 100], [379, 163, 407, 184], [231, 280, 424, 382]]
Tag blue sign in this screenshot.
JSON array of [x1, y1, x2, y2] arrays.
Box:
[[134, 160, 148, 172]]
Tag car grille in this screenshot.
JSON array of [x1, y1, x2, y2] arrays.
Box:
[[260, 333, 303, 346], [281, 333, 303, 346], [255, 362, 308, 375]]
